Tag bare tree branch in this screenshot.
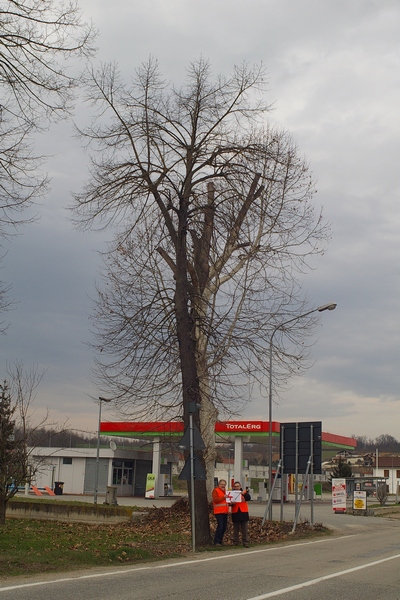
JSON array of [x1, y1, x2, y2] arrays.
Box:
[[0, 0, 96, 323], [73, 59, 330, 546]]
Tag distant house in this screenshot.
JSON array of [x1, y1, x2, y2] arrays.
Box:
[[322, 453, 374, 479], [373, 456, 400, 494]]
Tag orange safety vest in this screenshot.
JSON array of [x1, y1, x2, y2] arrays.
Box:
[[212, 487, 229, 514], [231, 493, 249, 514]]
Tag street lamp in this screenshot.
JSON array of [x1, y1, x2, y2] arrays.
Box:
[[267, 303, 337, 519], [94, 396, 111, 504]]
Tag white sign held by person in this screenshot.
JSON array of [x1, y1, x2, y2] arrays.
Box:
[[226, 490, 242, 504]]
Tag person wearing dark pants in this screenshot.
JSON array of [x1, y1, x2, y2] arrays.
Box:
[[212, 479, 229, 545], [231, 481, 251, 547]]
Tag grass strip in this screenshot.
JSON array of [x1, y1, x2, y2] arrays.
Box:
[[0, 501, 328, 579], [0, 517, 189, 578]]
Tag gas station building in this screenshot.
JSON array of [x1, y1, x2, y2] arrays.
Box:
[[100, 420, 356, 498]]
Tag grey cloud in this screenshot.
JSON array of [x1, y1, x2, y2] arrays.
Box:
[[1, 0, 399, 439]]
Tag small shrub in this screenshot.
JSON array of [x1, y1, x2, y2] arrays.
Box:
[[376, 484, 388, 506]]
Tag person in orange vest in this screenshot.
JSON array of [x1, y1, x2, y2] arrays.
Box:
[[231, 481, 251, 547], [212, 479, 229, 546]]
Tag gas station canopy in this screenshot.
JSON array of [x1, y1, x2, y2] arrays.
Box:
[[100, 420, 356, 453]]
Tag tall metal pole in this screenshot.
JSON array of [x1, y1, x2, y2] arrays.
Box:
[[294, 423, 299, 513], [94, 397, 111, 505], [94, 399, 102, 505], [310, 423, 314, 524], [267, 303, 336, 521], [280, 425, 285, 522], [268, 332, 274, 520], [189, 412, 196, 552], [228, 448, 233, 488]]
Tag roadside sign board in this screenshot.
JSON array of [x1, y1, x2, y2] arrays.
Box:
[[353, 490, 367, 511], [280, 422, 322, 474], [332, 477, 347, 513], [145, 473, 156, 498]]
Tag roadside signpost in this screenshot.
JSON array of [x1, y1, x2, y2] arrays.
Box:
[[332, 477, 347, 513]]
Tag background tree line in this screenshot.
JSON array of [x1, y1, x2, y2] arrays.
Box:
[[352, 434, 400, 453]]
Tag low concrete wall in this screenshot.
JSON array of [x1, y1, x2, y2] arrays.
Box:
[[346, 504, 400, 517], [372, 505, 400, 518], [6, 501, 148, 524]]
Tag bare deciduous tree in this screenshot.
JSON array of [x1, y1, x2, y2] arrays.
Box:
[[73, 59, 329, 546], [0, 0, 95, 319], [376, 484, 388, 506], [0, 380, 24, 524], [0, 362, 52, 524]]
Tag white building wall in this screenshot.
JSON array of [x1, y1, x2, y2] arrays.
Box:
[[33, 457, 87, 494], [59, 458, 86, 494], [27, 447, 154, 496], [32, 459, 57, 489], [29, 448, 103, 494], [374, 467, 400, 495]]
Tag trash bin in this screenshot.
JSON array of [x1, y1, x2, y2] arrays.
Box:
[[54, 482, 64, 495], [104, 486, 118, 506]]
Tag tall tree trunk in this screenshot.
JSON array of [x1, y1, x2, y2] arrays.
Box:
[[199, 369, 219, 499], [175, 204, 211, 547], [190, 184, 219, 500], [195, 307, 218, 499], [0, 498, 6, 525]]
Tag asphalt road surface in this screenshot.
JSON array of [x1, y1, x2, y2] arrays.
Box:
[[2, 507, 400, 599]]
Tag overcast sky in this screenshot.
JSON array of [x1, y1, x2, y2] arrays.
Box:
[[1, 0, 399, 441]]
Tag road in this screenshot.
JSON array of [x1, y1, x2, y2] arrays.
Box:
[[2, 496, 400, 599]]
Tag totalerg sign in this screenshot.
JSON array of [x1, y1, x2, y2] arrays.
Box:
[[226, 423, 261, 430], [216, 421, 265, 433]]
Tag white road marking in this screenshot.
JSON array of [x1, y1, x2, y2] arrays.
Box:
[[245, 553, 400, 599], [0, 535, 355, 592]]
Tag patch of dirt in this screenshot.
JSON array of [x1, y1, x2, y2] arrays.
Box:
[[139, 497, 327, 547]]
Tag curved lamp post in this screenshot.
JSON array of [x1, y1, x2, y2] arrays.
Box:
[[94, 396, 111, 504], [267, 303, 337, 519]]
